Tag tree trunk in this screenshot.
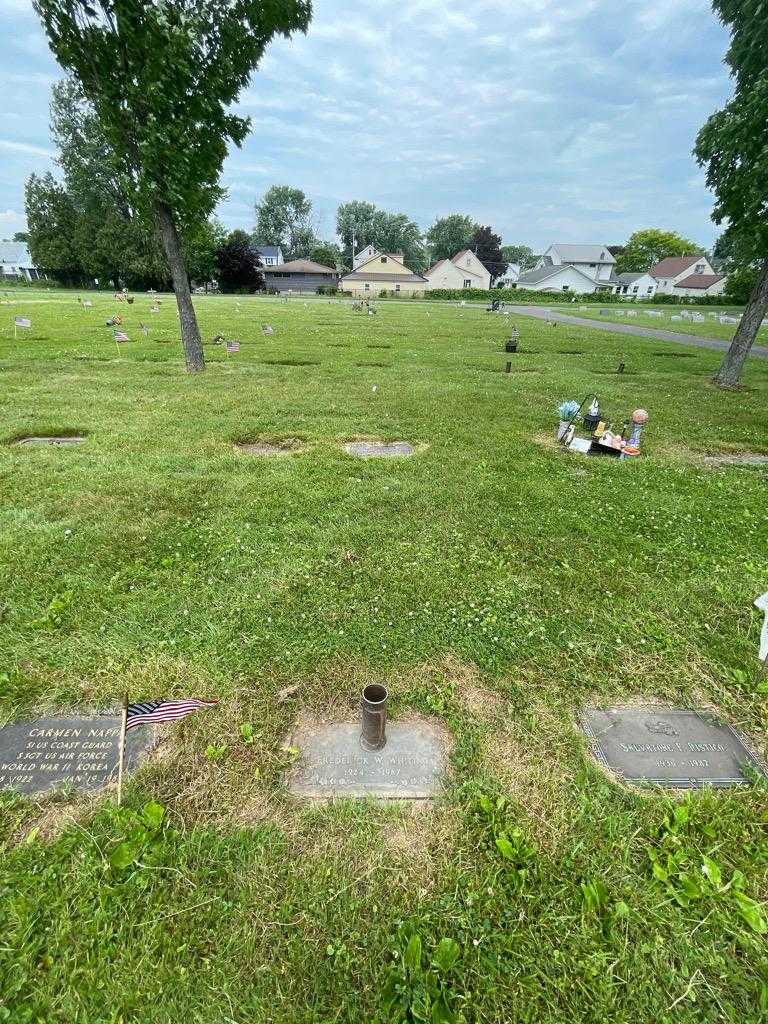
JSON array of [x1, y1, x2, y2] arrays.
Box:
[[713, 257, 768, 388], [155, 201, 205, 372]]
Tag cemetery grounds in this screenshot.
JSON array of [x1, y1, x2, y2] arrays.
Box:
[[564, 303, 765, 343], [0, 290, 767, 1023]]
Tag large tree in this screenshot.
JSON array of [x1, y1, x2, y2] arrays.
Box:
[[695, 1, 768, 387], [470, 225, 507, 283], [253, 185, 316, 260], [215, 230, 264, 292], [308, 241, 344, 270], [336, 200, 426, 272], [426, 214, 477, 264], [32, 0, 312, 373], [501, 244, 537, 271], [25, 172, 83, 285], [614, 229, 701, 274]]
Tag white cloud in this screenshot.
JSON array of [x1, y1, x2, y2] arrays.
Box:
[[0, 138, 55, 158]]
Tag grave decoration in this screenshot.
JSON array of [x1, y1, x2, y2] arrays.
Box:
[[287, 685, 448, 799], [505, 327, 519, 353], [150, 305, 160, 314], [556, 395, 648, 459], [580, 707, 767, 789], [211, 334, 224, 346], [106, 315, 122, 327], [139, 322, 149, 337], [226, 340, 240, 354], [755, 592, 768, 675], [261, 324, 274, 335], [83, 300, 93, 308], [114, 331, 130, 343], [14, 316, 31, 337]]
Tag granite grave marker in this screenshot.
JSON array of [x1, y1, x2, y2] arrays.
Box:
[[0, 715, 154, 796], [580, 707, 767, 788]]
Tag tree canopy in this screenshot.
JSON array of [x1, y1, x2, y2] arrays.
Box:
[[215, 229, 264, 292], [426, 215, 477, 264], [614, 229, 701, 274], [32, 0, 312, 371], [254, 185, 317, 260], [695, 0, 768, 386], [336, 201, 426, 272], [501, 244, 537, 271], [470, 225, 507, 282]]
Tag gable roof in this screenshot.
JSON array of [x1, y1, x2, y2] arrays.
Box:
[[340, 271, 428, 283], [616, 272, 650, 285], [649, 255, 704, 278], [518, 263, 600, 287], [674, 273, 724, 290], [352, 251, 417, 276], [0, 242, 35, 267], [424, 259, 449, 277], [550, 244, 615, 265], [265, 258, 336, 274]]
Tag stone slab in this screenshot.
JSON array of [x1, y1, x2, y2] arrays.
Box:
[[580, 707, 767, 789], [14, 436, 85, 446], [0, 715, 154, 796], [344, 441, 414, 458], [287, 721, 447, 798]]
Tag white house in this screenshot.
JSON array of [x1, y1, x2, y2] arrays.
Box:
[[497, 263, 520, 288], [424, 249, 491, 290], [517, 243, 617, 293], [649, 255, 725, 297], [615, 272, 658, 299], [0, 242, 41, 282], [353, 244, 380, 270], [253, 244, 283, 267]]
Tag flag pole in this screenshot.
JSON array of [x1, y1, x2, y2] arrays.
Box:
[[117, 692, 128, 807]]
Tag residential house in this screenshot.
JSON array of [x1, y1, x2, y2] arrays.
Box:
[[353, 244, 379, 269], [0, 242, 41, 282], [253, 244, 283, 267], [424, 249, 491, 291], [497, 263, 520, 288], [517, 244, 617, 293], [262, 258, 338, 293], [649, 255, 726, 297], [615, 272, 658, 299], [340, 250, 428, 297]]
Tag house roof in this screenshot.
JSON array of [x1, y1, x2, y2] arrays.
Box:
[[0, 242, 35, 267], [616, 272, 647, 284], [518, 264, 601, 287], [424, 259, 449, 277], [350, 251, 425, 280], [649, 255, 703, 278], [674, 273, 724, 290], [264, 259, 337, 274], [253, 244, 281, 259], [341, 271, 428, 283], [550, 244, 615, 265]]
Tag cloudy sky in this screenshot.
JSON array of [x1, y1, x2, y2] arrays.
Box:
[[0, 0, 732, 250]]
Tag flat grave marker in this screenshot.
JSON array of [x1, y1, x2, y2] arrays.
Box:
[[344, 441, 414, 458], [288, 720, 447, 799], [14, 435, 85, 447], [0, 715, 153, 796], [580, 707, 767, 789]]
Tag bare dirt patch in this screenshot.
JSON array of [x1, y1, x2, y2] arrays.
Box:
[[234, 437, 306, 456]]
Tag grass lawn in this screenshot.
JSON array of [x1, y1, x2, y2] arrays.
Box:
[[563, 303, 766, 344], [1, 290, 767, 1023]]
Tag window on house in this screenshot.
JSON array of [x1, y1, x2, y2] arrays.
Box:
[[395, 284, 401, 292], [647, 286, 653, 293], [632, 286, 638, 293], [562, 285, 569, 291], [590, 263, 596, 268], [380, 256, 387, 263], [695, 264, 704, 273], [463, 279, 472, 288]]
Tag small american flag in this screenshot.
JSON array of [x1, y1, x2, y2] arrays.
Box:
[[114, 331, 129, 342], [14, 316, 31, 328], [126, 698, 218, 732], [226, 340, 240, 353]]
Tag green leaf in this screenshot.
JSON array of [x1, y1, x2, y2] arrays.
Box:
[[701, 856, 721, 888], [403, 934, 422, 974], [733, 892, 767, 934], [495, 837, 515, 860], [432, 938, 460, 973], [141, 800, 165, 829], [109, 840, 140, 870], [652, 861, 669, 883], [431, 992, 457, 1024]]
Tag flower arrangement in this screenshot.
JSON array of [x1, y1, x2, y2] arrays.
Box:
[[557, 400, 579, 420]]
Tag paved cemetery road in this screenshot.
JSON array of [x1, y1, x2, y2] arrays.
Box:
[[506, 305, 768, 359]]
